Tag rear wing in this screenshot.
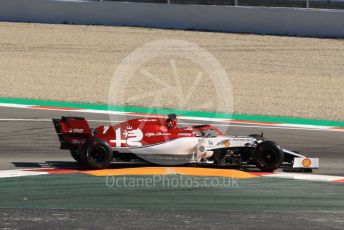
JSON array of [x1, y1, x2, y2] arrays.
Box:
[[52, 116, 91, 150]]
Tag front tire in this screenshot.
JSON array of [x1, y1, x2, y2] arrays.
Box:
[[81, 140, 113, 169], [253, 141, 284, 172]]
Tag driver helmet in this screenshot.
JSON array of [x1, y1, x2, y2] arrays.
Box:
[[166, 114, 177, 129]]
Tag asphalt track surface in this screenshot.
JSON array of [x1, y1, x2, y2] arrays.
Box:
[[0, 106, 344, 229], [1, 107, 344, 175]]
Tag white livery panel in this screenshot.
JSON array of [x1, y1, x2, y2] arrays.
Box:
[[293, 158, 319, 169]]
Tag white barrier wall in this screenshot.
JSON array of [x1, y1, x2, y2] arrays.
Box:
[[0, 0, 344, 37]]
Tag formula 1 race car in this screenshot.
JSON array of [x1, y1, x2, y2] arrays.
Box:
[[52, 114, 319, 171]]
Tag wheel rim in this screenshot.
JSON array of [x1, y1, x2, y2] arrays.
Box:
[[90, 145, 107, 162], [261, 150, 276, 165]]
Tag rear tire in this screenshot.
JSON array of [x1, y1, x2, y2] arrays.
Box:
[[253, 141, 284, 172], [70, 150, 83, 164], [81, 140, 113, 169]]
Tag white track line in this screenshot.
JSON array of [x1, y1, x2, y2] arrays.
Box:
[[0, 169, 48, 178], [0, 118, 52, 122], [1, 103, 344, 132], [264, 172, 344, 182], [1, 118, 344, 132]]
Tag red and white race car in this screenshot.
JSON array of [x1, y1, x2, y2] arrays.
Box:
[[52, 114, 319, 171]]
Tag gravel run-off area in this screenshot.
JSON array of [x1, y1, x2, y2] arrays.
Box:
[[1, 22, 344, 121]]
